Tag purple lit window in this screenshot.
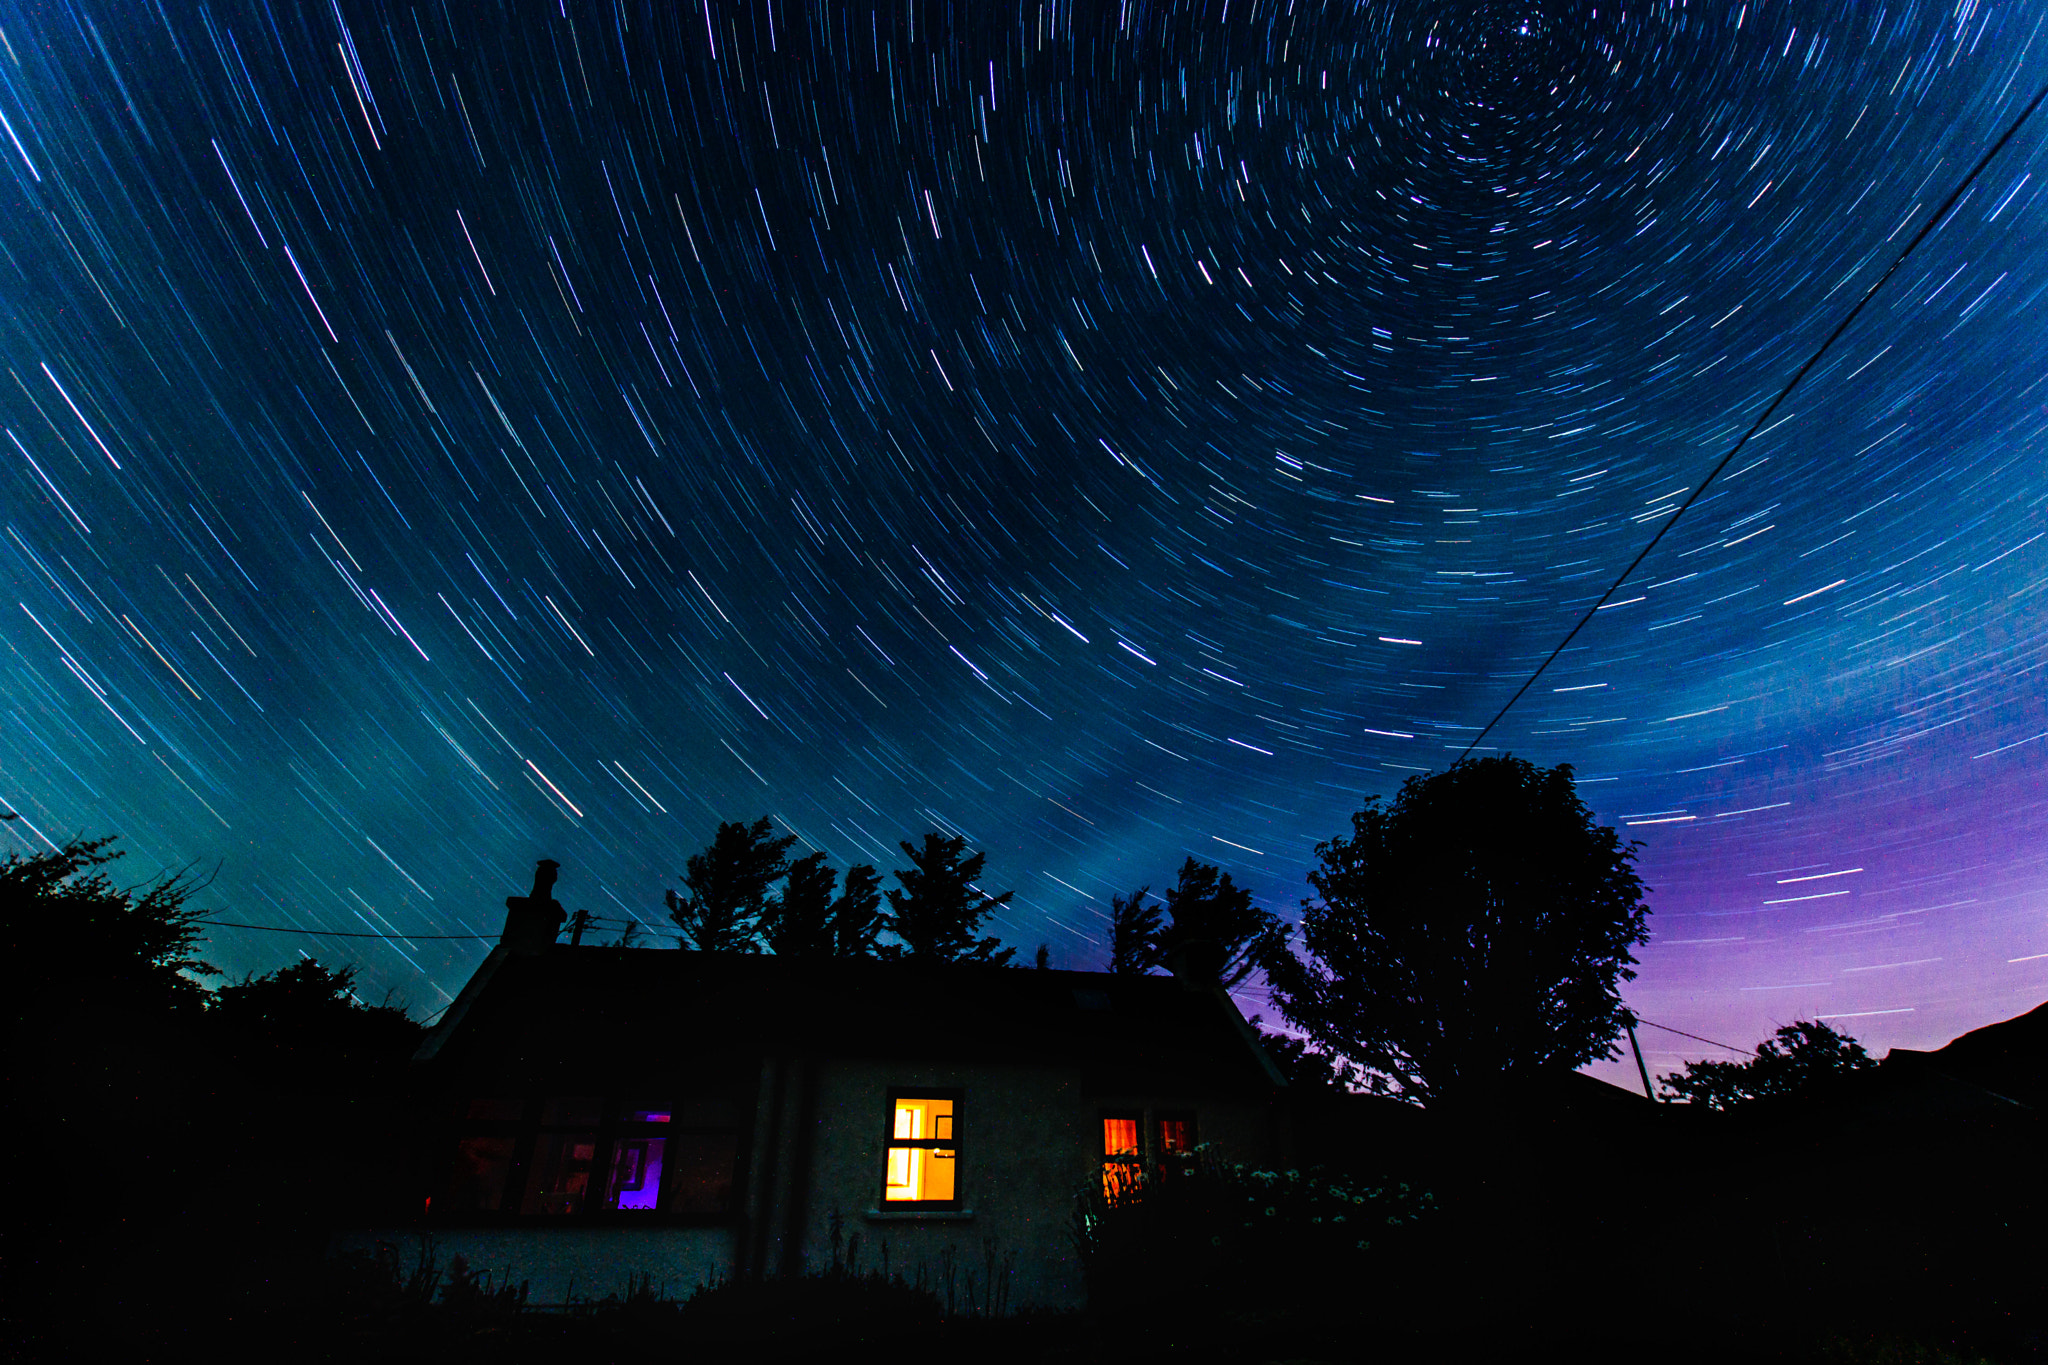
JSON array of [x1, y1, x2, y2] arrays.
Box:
[[604, 1138, 667, 1211]]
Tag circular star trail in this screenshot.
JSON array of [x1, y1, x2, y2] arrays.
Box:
[[1, 1, 2044, 1075]]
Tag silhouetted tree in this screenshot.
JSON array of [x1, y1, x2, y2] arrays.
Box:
[[883, 832, 1015, 964], [761, 851, 837, 956], [1254, 1026, 1363, 1092], [830, 863, 886, 957], [1658, 1019, 1877, 1109], [1158, 859, 1283, 989], [665, 817, 795, 952], [207, 959, 422, 1077], [1258, 757, 1651, 1109], [1106, 885, 1163, 975], [1, 834, 217, 1023]]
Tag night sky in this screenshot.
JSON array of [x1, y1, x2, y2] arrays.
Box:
[[3, 0, 2045, 1084]]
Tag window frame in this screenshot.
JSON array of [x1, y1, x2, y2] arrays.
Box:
[[428, 1094, 744, 1226], [878, 1087, 965, 1211]]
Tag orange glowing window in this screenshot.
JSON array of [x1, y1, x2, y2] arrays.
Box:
[[883, 1096, 957, 1203], [1102, 1112, 1143, 1198], [1158, 1113, 1197, 1154]]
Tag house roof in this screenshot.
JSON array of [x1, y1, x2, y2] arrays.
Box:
[[1880, 996, 2048, 1110], [418, 945, 1285, 1099]]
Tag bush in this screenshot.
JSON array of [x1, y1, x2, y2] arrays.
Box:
[[1076, 1146, 1437, 1319]]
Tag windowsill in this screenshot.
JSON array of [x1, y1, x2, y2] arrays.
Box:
[[863, 1207, 974, 1222]]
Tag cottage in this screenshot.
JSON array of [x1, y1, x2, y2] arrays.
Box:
[[380, 862, 1287, 1309]]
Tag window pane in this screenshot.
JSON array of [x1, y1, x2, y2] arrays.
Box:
[[1101, 1160, 1142, 1200], [520, 1131, 598, 1214], [921, 1146, 956, 1201], [1158, 1117, 1194, 1152], [891, 1096, 952, 1141], [464, 1097, 524, 1123], [603, 1137, 667, 1211], [1102, 1117, 1139, 1156], [541, 1098, 602, 1127], [884, 1144, 959, 1202], [665, 1132, 737, 1213], [621, 1107, 671, 1124], [442, 1135, 515, 1212]]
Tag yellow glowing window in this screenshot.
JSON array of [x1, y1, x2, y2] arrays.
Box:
[[883, 1096, 956, 1203]]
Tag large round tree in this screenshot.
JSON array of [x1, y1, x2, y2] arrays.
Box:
[[1259, 757, 1651, 1110]]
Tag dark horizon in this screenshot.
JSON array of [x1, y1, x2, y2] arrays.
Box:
[[1, 1, 2044, 1086]]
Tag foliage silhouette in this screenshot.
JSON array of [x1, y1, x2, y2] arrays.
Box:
[[830, 862, 886, 957], [1105, 885, 1162, 976], [1253, 1026, 1363, 1092], [761, 851, 838, 956], [207, 958, 423, 1076], [665, 817, 795, 952], [1, 834, 218, 1022], [1658, 1018, 1878, 1109], [1076, 1145, 1435, 1317], [882, 832, 1015, 964], [1258, 756, 1651, 1109], [1157, 859, 1283, 989]]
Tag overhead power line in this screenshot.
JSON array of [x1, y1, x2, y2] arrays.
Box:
[[1632, 1016, 1753, 1057], [192, 913, 648, 941], [194, 918, 494, 940], [1458, 76, 2048, 760]]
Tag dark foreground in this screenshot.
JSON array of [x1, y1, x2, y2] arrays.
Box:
[[7, 1018, 2044, 1364], [8, 1107, 2044, 1365]]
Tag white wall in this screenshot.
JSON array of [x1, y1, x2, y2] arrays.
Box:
[[330, 1225, 735, 1307]]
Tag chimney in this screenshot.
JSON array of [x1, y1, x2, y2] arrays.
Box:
[[501, 858, 566, 955]]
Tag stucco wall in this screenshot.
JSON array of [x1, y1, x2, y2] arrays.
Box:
[[753, 1059, 1274, 1312], [331, 1225, 734, 1307]]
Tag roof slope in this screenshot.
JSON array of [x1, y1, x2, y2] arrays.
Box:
[[421, 947, 1283, 1098]]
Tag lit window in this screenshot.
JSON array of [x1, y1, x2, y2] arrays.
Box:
[[1158, 1112, 1198, 1157], [601, 1107, 671, 1212], [1102, 1112, 1142, 1198], [434, 1096, 737, 1219], [883, 1095, 957, 1203]]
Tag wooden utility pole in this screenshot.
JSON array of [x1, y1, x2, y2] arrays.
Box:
[[1623, 1010, 1658, 1101]]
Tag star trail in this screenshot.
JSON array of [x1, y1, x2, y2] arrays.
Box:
[[2, 0, 2045, 1079]]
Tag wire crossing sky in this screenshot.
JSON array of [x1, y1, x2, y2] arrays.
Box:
[[2, 1, 2045, 1073]]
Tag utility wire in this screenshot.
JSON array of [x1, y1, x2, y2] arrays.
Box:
[[1633, 1016, 1754, 1057], [1458, 76, 2048, 761], [194, 918, 494, 940], [193, 913, 647, 940]]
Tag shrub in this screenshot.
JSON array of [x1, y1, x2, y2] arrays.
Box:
[[1076, 1145, 1436, 1318]]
